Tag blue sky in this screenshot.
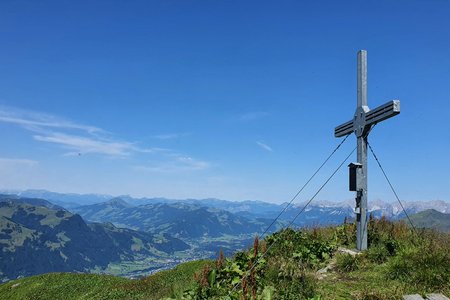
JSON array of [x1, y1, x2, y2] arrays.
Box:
[[0, 1, 449, 203]]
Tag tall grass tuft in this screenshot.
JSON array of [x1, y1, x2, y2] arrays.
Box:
[[387, 237, 450, 292]]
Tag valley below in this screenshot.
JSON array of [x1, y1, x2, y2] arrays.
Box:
[[0, 190, 449, 283]]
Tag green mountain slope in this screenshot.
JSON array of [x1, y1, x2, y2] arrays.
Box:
[[73, 201, 277, 238], [407, 209, 450, 232], [0, 197, 189, 282]]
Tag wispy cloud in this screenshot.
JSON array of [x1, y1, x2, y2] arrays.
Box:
[[256, 141, 273, 152], [0, 106, 156, 157], [0, 106, 102, 134], [171, 154, 210, 170], [0, 106, 211, 171], [133, 154, 210, 173], [239, 111, 269, 122], [0, 158, 38, 167], [33, 133, 137, 156], [152, 132, 191, 140]]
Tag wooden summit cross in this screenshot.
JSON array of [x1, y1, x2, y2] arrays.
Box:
[[334, 50, 400, 251]]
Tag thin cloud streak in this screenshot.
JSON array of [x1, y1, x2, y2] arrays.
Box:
[[132, 154, 210, 173], [172, 155, 210, 170], [0, 106, 102, 134], [0, 106, 212, 171], [0, 106, 160, 156], [256, 141, 273, 152], [33, 133, 135, 156], [239, 111, 269, 122], [152, 133, 190, 140], [0, 158, 39, 167]]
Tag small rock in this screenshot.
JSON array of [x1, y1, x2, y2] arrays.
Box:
[[337, 247, 361, 256]]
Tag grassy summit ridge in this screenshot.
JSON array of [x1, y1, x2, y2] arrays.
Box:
[[0, 217, 449, 299], [183, 217, 449, 299], [0, 260, 209, 300]]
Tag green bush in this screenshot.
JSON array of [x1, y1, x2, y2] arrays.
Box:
[[334, 221, 355, 247], [365, 244, 389, 264], [269, 257, 317, 300], [335, 253, 362, 272], [267, 228, 336, 268], [367, 216, 405, 256], [276, 273, 317, 300]]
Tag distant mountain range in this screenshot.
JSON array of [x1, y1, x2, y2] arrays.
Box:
[[290, 199, 450, 222], [1, 189, 449, 236], [0, 190, 448, 283], [2, 189, 447, 218], [0, 195, 189, 282], [4, 189, 448, 219], [1, 189, 113, 208]]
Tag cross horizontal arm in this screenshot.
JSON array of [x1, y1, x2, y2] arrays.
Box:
[[335, 120, 353, 137], [334, 100, 400, 137], [365, 100, 400, 127]]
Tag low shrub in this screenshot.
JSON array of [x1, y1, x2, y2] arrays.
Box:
[[270, 256, 317, 299], [335, 253, 362, 272], [365, 244, 389, 264], [334, 219, 356, 247]]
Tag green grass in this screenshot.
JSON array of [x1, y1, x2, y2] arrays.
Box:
[[0, 260, 210, 300], [132, 260, 212, 299], [0, 273, 129, 300], [318, 251, 449, 299], [97, 257, 168, 276], [317, 262, 407, 299]]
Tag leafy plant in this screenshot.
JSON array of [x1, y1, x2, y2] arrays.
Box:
[[334, 219, 356, 247], [267, 228, 337, 269], [335, 253, 362, 272], [271, 256, 317, 299], [365, 244, 389, 264]]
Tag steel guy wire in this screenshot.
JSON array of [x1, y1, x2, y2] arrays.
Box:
[[257, 133, 352, 240], [367, 141, 419, 236], [229, 145, 357, 295]]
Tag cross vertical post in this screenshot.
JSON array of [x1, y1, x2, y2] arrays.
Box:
[[356, 50, 368, 251], [334, 50, 400, 251]]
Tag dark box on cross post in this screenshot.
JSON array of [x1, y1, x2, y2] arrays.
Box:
[[348, 162, 363, 192]]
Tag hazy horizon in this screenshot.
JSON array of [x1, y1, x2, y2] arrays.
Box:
[[1, 188, 448, 205]]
